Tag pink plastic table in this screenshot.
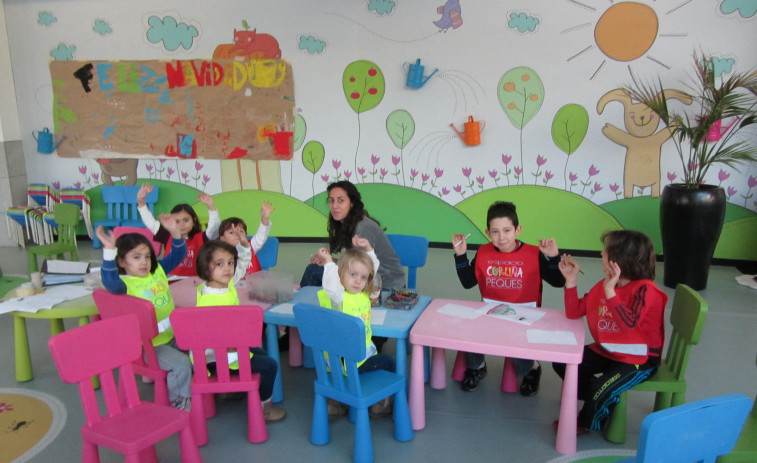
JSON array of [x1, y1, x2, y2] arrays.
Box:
[[408, 298, 585, 455]]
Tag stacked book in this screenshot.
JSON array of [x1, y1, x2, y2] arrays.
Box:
[[42, 260, 90, 286]]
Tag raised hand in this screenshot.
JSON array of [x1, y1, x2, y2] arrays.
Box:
[[538, 238, 559, 258], [352, 234, 373, 252], [159, 213, 182, 239], [558, 254, 580, 287], [316, 247, 333, 265], [136, 183, 153, 206], [451, 233, 468, 255], [96, 226, 116, 249], [197, 193, 216, 211], [235, 224, 250, 248], [260, 201, 274, 226]]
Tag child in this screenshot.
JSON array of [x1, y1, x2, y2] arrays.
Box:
[[96, 216, 192, 410], [136, 182, 220, 276], [316, 235, 395, 418], [194, 237, 286, 422], [451, 201, 565, 395], [217, 200, 275, 275], [553, 230, 667, 434]]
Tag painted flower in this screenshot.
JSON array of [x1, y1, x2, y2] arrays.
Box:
[[441, 187, 450, 196], [194, 161, 204, 171], [392, 155, 401, 166], [501, 154, 512, 165], [332, 160, 341, 169], [321, 174, 329, 182], [380, 167, 388, 176], [159, 159, 167, 164], [545, 171, 554, 180], [74, 181, 81, 189], [78, 165, 87, 175], [371, 154, 380, 165], [344, 170, 352, 179], [167, 167, 175, 176], [203, 174, 211, 183], [453, 185, 462, 193], [488, 170, 498, 178], [588, 165, 599, 176], [181, 171, 189, 179], [92, 173, 99, 181], [434, 168, 444, 178], [358, 167, 366, 175], [536, 155, 547, 166], [727, 186, 737, 197], [667, 172, 677, 182], [610, 183, 619, 192], [718, 169, 730, 182], [569, 172, 578, 182], [52, 181, 60, 190], [514, 167, 523, 175], [421, 173, 430, 182], [476, 176, 485, 185], [410, 169, 418, 178], [146, 164, 153, 172], [462, 167, 472, 177], [749, 176, 757, 188], [687, 161, 699, 172], [593, 182, 602, 192]]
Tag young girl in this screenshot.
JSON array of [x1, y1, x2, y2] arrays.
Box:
[[316, 235, 395, 418], [194, 236, 286, 422], [136, 182, 220, 276], [96, 216, 193, 410], [217, 200, 275, 275], [553, 230, 668, 434]]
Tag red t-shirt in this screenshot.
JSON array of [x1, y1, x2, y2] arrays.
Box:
[[474, 242, 543, 305]]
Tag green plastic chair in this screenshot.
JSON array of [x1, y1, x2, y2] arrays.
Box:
[[28, 202, 81, 274], [717, 355, 757, 463], [605, 283, 709, 444]]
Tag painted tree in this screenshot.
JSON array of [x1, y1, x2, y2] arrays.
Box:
[[551, 104, 589, 190], [289, 113, 307, 194], [498, 67, 544, 184], [343, 60, 385, 180], [386, 109, 415, 186], [302, 140, 324, 205]]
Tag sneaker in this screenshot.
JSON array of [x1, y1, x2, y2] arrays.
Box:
[[461, 365, 487, 391], [520, 365, 542, 397], [170, 396, 191, 411], [369, 396, 394, 419], [263, 401, 287, 423], [327, 399, 348, 420]]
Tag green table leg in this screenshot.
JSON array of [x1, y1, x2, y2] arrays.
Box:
[[14, 314, 33, 382]]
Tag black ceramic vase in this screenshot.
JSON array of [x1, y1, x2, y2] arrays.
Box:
[[660, 184, 726, 290]]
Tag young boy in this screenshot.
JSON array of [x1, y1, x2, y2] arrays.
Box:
[[217, 200, 274, 275], [451, 201, 565, 395]]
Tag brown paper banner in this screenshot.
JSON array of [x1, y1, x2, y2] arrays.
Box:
[[50, 59, 295, 161]]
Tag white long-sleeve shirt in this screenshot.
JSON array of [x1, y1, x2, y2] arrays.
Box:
[[322, 249, 380, 307]]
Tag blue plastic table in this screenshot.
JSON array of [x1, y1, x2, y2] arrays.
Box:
[[264, 286, 431, 403]]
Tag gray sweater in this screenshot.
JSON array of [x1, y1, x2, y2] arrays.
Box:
[[354, 218, 405, 290]]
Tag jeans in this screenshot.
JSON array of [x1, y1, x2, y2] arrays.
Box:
[[208, 347, 278, 402], [300, 263, 325, 287], [357, 353, 395, 374]]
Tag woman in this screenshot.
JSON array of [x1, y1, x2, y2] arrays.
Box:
[[300, 180, 405, 290]]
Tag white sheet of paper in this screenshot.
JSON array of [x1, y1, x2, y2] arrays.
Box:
[[437, 303, 483, 319], [526, 329, 578, 345], [0, 285, 94, 314], [268, 303, 294, 315], [370, 308, 386, 325]]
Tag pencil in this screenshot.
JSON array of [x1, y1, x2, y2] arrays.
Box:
[[454, 233, 471, 247]]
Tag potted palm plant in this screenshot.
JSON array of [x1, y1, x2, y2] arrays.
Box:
[[627, 52, 757, 290]]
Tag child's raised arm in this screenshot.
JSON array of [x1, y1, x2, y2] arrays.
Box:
[[260, 200, 274, 226], [198, 193, 221, 239], [96, 225, 116, 249], [352, 234, 373, 252], [538, 238, 560, 258], [136, 183, 161, 234]]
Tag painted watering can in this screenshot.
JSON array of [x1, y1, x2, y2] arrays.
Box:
[[403, 59, 438, 89], [33, 127, 65, 154], [705, 117, 740, 141], [451, 116, 486, 146]]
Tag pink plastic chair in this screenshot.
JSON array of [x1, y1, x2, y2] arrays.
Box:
[[92, 289, 169, 406], [114, 225, 163, 256], [48, 314, 202, 463], [170, 305, 268, 445]]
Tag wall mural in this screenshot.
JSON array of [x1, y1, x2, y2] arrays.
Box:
[[5, 0, 756, 261]]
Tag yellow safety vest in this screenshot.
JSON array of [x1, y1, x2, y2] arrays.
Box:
[[317, 289, 376, 367], [121, 265, 174, 346]]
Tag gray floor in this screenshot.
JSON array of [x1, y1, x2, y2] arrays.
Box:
[[1, 242, 755, 463]]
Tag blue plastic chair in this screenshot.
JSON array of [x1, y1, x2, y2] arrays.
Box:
[[293, 303, 413, 463], [256, 236, 279, 270], [619, 393, 752, 463], [387, 234, 429, 289], [93, 185, 158, 248]]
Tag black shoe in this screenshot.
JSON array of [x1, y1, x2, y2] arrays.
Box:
[[461, 365, 487, 391], [277, 329, 289, 352], [520, 365, 541, 396]]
